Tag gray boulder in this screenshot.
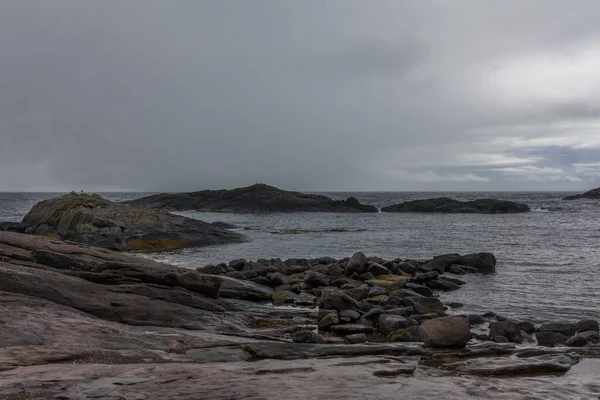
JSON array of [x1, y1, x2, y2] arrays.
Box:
[[346, 252, 367, 276], [378, 314, 410, 336], [576, 319, 599, 333], [318, 288, 361, 312], [489, 321, 523, 344]]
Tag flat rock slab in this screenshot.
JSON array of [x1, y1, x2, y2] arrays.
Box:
[[455, 353, 581, 376]]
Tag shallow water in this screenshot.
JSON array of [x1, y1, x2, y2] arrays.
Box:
[[1, 191, 599, 323]]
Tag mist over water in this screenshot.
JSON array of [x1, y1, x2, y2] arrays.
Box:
[[1, 191, 599, 323]]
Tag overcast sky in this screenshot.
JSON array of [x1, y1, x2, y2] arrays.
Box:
[[1, 0, 600, 192]]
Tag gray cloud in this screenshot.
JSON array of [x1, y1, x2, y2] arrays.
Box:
[[1, 0, 600, 191]]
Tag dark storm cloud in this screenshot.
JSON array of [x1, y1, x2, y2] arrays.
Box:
[[1, 0, 600, 191]]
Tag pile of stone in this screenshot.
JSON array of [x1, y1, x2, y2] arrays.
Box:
[[198, 251, 497, 345]]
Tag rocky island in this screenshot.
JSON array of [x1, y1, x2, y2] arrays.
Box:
[[123, 183, 379, 212], [18, 192, 245, 251], [0, 231, 597, 398], [563, 187, 600, 200], [381, 197, 530, 213]]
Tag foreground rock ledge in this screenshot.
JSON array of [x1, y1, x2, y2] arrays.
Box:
[[0, 232, 596, 399], [123, 183, 379, 212], [20, 192, 245, 251]]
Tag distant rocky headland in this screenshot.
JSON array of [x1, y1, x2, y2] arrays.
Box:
[[0, 231, 597, 398], [381, 197, 530, 214], [124, 183, 379, 213], [16, 192, 245, 251], [563, 186, 600, 200]]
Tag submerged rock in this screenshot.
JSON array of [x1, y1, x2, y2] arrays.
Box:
[[381, 197, 530, 214], [0, 221, 27, 233], [21, 192, 245, 251], [123, 183, 378, 213]]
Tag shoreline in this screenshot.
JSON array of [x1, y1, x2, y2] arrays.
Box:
[[1, 231, 599, 398]]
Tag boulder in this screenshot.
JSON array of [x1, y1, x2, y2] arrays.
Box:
[[576, 319, 599, 333], [304, 271, 330, 287], [405, 283, 433, 297], [381, 197, 530, 214], [539, 322, 576, 337], [457, 253, 497, 274], [425, 279, 461, 291], [377, 314, 410, 336], [345, 333, 368, 344], [420, 316, 471, 348], [123, 183, 379, 212], [489, 321, 523, 344], [402, 297, 444, 314], [292, 330, 325, 344], [367, 262, 390, 276], [20, 193, 245, 251], [346, 252, 367, 276], [578, 331, 600, 344], [564, 335, 587, 347], [318, 288, 361, 312], [517, 321, 535, 334], [339, 309, 361, 323], [317, 310, 339, 330], [535, 331, 567, 347]]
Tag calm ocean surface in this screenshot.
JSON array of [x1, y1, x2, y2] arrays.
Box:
[[1, 191, 599, 323]]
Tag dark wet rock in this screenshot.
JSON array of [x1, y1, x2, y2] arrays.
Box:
[[344, 287, 369, 301], [475, 334, 490, 341], [539, 322, 576, 337], [317, 310, 339, 330], [367, 285, 387, 298], [381, 197, 530, 214], [339, 309, 361, 323], [367, 262, 390, 276], [387, 326, 421, 342], [313, 256, 337, 264], [405, 283, 433, 297], [402, 296, 444, 314], [576, 319, 599, 333], [416, 260, 445, 274], [346, 252, 367, 275], [426, 279, 461, 291], [20, 193, 245, 251], [250, 276, 273, 287], [359, 272, 376, 281], [445, 302, 464, 309], [489, 321, 523, 344], [494, 335, 510, 343], [448, 265, 466, 275], [345, 333, 368, 344], [303, 271, 330, 287], [198, 264, 227, 275], [467, 314, 486, 325], [225, 271, 246, 280], [396, 261, 416, 274], [0, 222, 27, 233], [563, 186, 600, 200], [535, 331, 567, 347], [413, 270, 440, 282], [457, 253, 497, 274], [292, 330, 325, 344], [565, 335, 588, 347], [518, 321, 536, 334], [294, 292, 316, 306], [420, 316, 471, 348], [578, 331, 600, 344], [455, 353, 580, 376], [378, 314, 410, 336], [124, 183, 378, 213], [329, 324, 375, 335], [267, 272, 289, 286], [372, 365, 416, 377]]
